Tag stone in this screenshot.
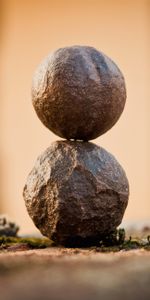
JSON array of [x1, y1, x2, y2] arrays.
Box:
[[32, 46, 126, 141], [0, 216, 19, 237], [23, 141, 129, 246]]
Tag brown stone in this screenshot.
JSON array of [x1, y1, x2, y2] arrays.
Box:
[[23, 141, 129, 246], [32, 46, 126, 141]]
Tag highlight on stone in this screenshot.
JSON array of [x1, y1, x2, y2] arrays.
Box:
[[23, 45, 129, 246]]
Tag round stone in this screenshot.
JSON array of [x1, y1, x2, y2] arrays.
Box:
[[32, 46, 126, 141], [23, 141, 129, 246]]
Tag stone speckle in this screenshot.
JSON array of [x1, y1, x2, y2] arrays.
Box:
[[23, 141, 129, 246], [32, 46, 126, 141]]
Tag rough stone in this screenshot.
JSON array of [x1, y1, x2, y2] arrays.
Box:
[[32, 46, 126, 141], [23, 141, 129, 246]]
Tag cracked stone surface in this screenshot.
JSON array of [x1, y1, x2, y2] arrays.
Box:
[[23, 141, 129, 246], [32, 45, 126, 141]]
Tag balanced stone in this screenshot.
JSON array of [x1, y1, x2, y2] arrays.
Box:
[[32, 46, 126, 141], [23, 141, 129, 246]]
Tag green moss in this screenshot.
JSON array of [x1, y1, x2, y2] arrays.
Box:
[[99, 228, 126, 247], [0, 229, 150, 252], [0, 236, 54, 251], [94, 229, 150, 252]]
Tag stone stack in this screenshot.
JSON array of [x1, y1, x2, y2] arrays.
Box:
[[23, 46, 129, 246]]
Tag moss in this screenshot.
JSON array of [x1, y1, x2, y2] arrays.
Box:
[[0, 229, 150, 252], [0, 236, 54, 251], [94, 229, 150, 252], [99, 228, 126, 247]]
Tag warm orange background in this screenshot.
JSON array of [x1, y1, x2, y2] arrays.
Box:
[[1, 0, 150, 234]]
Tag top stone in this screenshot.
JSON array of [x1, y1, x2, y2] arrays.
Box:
[[32, 46, 126, 141]]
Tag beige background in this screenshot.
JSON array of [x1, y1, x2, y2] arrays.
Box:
[[1, 0, 150, 234]]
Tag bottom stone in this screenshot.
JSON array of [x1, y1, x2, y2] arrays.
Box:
[[23, 141, 129, 246]]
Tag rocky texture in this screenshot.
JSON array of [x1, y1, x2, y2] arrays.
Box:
[[32, 46, 126, 141], [0, 216, 19, 237], [23, 141, 129, 246]]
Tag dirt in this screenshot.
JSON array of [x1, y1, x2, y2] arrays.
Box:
[[0, 229, 150, 300], [0, 246, 150, 300]]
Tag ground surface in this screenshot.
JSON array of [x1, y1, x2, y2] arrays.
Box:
[[0, 245, 150, 300]]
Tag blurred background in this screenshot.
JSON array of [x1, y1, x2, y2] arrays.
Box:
[[0, 0, 150, 234]]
